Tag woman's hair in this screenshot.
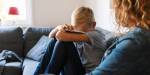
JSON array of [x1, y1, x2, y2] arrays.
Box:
[[72, 6, 95, 26], [112, 0, 150, 29]]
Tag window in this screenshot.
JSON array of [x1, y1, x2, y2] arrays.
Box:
[[0, 0, 27, 25]]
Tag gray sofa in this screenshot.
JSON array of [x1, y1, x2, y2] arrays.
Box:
[[0, 26, 114, 75], [0, 26, 53, 75]]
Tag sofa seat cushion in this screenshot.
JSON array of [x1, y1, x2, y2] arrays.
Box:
[[22, 58, 40, 75], [0, 27, 23, 57], [5, 62, 22, 68], [0, 62, 22, 75]]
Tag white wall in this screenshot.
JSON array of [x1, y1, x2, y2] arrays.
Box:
[[31, 0, 116, 31], [26, 0, 32, 25], [32, 0, 83, 27], [83, 0, 115, 31]]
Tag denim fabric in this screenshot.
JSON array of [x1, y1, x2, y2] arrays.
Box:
[[88, 27, 150, 75], [37, 38, 57, 74], [24, 36, 54, 75], [45, 41, 85, 75]]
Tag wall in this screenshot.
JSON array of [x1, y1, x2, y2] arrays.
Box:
[[32, 0, 83, 27], [83, 0, 115, 31], [32, 0, 116, 31], [15, 0, 32, 25], [0, 0, 3, 14], [0, 0, 2, 25], [1, 0, 116, 31], [26, 0, 32, 25]]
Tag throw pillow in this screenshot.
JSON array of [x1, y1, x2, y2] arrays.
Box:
[[26, 35, 51, 61]]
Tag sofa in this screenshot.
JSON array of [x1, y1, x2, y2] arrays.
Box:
[[0, 26, 114, 75], [0, 26, 54, 75]]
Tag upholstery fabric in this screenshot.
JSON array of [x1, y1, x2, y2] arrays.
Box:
[[22, 58, 40, 75], [26, 36, 51, 61], [1, 62, 22, 75], [23, 27, 53, 56], [0, 27, 23, 57]]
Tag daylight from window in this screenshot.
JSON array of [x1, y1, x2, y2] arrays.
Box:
[[0, 0, 26, 25]]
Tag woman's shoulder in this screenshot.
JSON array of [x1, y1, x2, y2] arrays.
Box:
[[118, 27, 150, 46]]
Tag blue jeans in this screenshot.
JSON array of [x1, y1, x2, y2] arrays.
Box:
[[37, 38, 57, 73], [45, 39, 85, 75]]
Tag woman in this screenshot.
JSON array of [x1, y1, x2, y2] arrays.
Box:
[[88, 0, 150, 75]]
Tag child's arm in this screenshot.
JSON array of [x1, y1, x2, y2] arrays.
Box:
[[49, 25, 66, 38], [49, 28, 58, 38], [55, 30, 90, 42], [49, 24, 90, 42]]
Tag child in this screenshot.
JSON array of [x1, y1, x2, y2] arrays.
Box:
[[45, 6, 106, 75]]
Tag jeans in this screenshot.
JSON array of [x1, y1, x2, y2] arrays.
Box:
[[45, 39, 85, 75], [37, 38, 57, 74]]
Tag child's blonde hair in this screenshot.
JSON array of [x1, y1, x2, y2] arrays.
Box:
[[72, 6, 95, 27]]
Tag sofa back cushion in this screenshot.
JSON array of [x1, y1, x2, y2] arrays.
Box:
[[26, 36, 51, 61], [23, 27, 53, 56], [0, 27, 23, 57]]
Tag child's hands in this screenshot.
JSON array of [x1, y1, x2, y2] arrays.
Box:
[[56, 24, 74, 32], [55, 25, 66, 32], [49, 24, 74, 38], [63, 24, 74, 32]]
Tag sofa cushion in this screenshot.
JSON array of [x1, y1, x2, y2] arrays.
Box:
[[0, 62, 22, 75], [22, 58, 40, 75], [26, 36, 51, 61], [0, 27, 23, 57], [96, 27, 114, 40], [23, 27, 53, 56]]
